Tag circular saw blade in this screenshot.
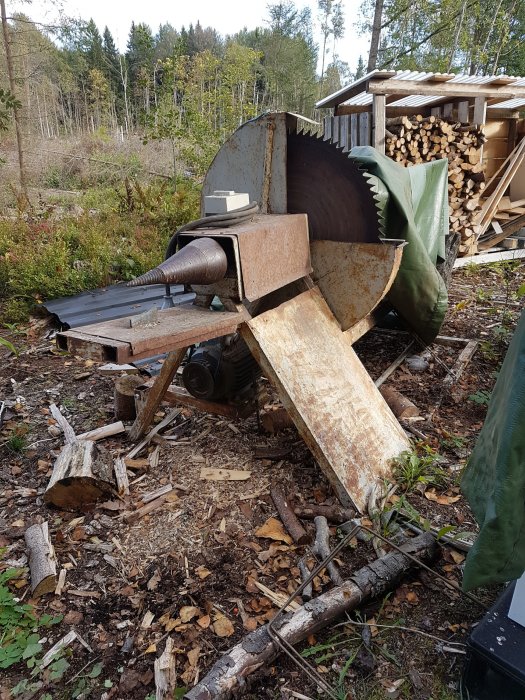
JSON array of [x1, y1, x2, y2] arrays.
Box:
[[286, 130, 383, 243]]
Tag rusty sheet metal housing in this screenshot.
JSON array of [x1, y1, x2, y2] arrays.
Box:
[[310, 240, 406, 331], [242, 286, 410, 512], [180, 214, 312, 302], [202, 112, 291, 215]]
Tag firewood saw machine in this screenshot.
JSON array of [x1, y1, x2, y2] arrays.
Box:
[[58, 112, 449, 512]]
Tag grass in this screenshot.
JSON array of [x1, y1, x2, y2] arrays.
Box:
[[392, 445, 448, 493], [5, 424, 29, 453], [0, 177, 200, 322]]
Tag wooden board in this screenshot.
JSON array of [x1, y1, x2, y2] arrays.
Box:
[[242, 287, 410, 513], [57, 303, 249, 363], [510, 158, 525, 202]]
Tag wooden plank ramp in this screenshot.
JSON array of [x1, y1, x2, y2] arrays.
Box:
[[242, 287, 410, 513]]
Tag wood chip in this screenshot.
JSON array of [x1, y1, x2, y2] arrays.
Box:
[[200, 468, 251, 481]]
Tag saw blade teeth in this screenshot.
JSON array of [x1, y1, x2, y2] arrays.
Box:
[[286, 130, 383, 244], [360, 170, 388, 237]]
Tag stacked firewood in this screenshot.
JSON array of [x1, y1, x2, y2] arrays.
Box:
[[385, 115, 487, 254]]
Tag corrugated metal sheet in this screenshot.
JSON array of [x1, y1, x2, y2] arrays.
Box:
[[316, 70, 525, 112], [44, 283, 195, 329]]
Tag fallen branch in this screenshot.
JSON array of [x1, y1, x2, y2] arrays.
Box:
[[312, 516, 342, 585], [293, 504, 355, 525], [443, 340, 478, 388], [49, 403, 76, 443], [184, 532, 437, 699], [270, 486, 310, 545]]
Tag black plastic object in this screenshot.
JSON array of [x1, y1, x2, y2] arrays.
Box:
[[462, 582, 525, 700], [182, 336, 260, 401]]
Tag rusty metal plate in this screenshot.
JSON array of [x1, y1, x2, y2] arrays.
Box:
[[202, 112, 288, 214], [311, 240, 405, 331], [187, 214, 312, 302], [242, 287, 410, 512]]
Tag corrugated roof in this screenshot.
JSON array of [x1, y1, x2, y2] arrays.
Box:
[[44, 283, 194, 329], [316, 70, 525, 111]]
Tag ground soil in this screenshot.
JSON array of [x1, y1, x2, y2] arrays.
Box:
[[0, 260, 523, 700]]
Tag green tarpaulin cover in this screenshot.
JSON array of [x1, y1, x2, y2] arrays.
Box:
[[351, 147, 449, 344], [461, 308, 525, 591]]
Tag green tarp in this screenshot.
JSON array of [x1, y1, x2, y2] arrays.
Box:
[[350, 147, 449, 344], [461, 308, 525, 591]]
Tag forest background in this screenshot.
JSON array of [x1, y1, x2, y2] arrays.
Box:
[[0, 0, 524, 321]]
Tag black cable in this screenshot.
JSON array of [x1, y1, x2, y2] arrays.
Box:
[[164, 201, 259, 259]]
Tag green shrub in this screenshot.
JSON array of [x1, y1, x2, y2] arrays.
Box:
[[0, 178, 200, 322]]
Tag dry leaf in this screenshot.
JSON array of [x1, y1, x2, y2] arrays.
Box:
[[450, 550, 466, 565], [200, 468, 251, 481], [195, 566, 211, 580], [219, 518, 226, 533], [144, 643, 157, 654], [147, 569, 162, 591], [197, 615, 211, 629], [243, 617, 257, 631], [180, 606, 200, 623], [187, 647, 201, 667], [424, 488, 461, 505], [213, 613, 234, 637], [255, 517, 292, 544]]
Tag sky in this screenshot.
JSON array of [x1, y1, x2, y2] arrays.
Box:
[[24, 0, 371, 75]]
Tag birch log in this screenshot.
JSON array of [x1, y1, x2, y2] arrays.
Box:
[[25, 522, 57, 597], [184, 532, 437, 700]]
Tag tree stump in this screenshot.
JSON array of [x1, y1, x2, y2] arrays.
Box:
[[114, 375, 145, 421]]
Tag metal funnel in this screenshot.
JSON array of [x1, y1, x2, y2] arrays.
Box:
[[128, 237, 228, 287]]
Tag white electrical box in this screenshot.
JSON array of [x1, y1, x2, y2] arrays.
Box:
[[204, 190, 250, 215]]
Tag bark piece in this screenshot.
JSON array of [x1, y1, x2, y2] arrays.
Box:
[[44, 440, 116, 510], [270, 485, 310, 545], [155, 637, 177, 699], [379, 386, 420, 419], [294, 504, 356, 525], [114, 375, 145, 421], [312, 515, 342, 585], [114, 457, 130, 496], [184, 532, 437, 699], [25, 522, 57, 597]]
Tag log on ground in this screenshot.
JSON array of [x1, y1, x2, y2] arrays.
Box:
[[184, 532, 437, 700], [25, 522, 57, 597], [44, 439, 116, 510]]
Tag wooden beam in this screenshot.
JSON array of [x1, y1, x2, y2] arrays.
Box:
[[128, 347, 188, 441], [372, 93, 386, 153], [368, 78, 525, 100], [316, 70, 396, 109]]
